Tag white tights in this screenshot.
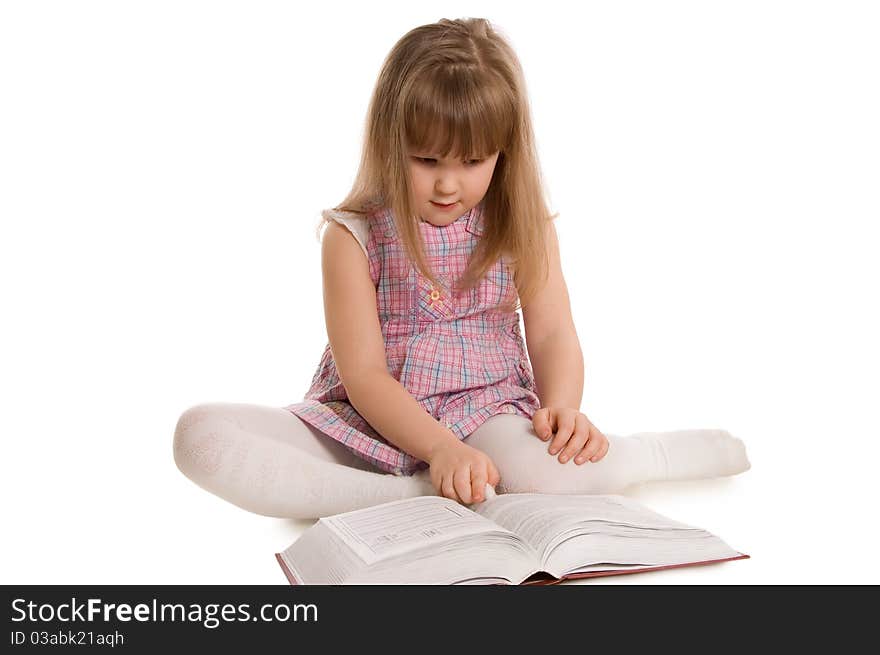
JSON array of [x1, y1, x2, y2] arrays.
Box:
[[172, 403, 751, 519]]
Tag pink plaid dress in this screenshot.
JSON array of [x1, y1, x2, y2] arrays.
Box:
[[284, 201, 541, 476]]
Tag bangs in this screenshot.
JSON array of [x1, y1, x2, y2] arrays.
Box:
[[402, 72, 513, 160]]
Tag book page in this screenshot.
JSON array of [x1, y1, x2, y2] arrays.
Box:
[[279, 521, 366, 585], [321, 495, 524, 566], [474, 493, 701, 560], [344, 531, 541, 585], [474, 493, 742, 577], [549, 528, 741, 577]]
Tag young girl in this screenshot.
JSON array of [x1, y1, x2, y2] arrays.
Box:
[[173, 17, 750, 519]]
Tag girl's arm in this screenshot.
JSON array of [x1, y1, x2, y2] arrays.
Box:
[[520, 220, 584, 410], [320, 222, 461, 463], [521, 220, 609, 464]]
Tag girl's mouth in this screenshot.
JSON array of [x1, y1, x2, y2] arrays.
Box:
[[430, 201, 459, 210]]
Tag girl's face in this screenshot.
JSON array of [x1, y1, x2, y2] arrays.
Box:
[[407, 150, 500, 226]]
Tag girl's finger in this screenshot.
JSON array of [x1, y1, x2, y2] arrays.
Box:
[[488, 459, 501, 488], [532, 408, 553, 440], [589, 437, 610, 463], [471, 467, 487, 503], [577, 430, 608, 464], [453, 466, 473, 504], [440, 475, 457, 501], [576, 436, 601, 463], [548, 413, 575, 455], [559, 414, 591, 463]]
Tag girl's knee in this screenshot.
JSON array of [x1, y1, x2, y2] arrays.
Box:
[[496, 452, 631, 495], [172, 403, 235, 481]]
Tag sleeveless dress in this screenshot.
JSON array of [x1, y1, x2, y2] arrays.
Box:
[[284, 201, 541, 476]]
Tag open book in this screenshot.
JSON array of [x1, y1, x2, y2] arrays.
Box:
[[275, 493, 749, 585]]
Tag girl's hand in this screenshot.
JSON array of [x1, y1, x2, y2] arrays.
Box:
[[426, 439, 501, 505], [532, 407, 609, 465]]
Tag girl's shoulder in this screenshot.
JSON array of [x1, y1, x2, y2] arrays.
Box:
[[321, 208, 373, 258]]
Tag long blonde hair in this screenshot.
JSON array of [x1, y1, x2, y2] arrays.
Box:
[[320, 17, 556, 311]]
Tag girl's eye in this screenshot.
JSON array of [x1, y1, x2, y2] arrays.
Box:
[[412, 156, 483, 166]]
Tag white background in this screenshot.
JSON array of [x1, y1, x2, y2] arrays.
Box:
[[2, 0, 877, 585]]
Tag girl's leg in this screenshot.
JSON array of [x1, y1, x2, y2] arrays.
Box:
[[172, 402, 435, 519], [465, 414, 751, 495]]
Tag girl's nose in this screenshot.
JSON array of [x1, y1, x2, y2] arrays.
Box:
[[435, 175, 457, 196]]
